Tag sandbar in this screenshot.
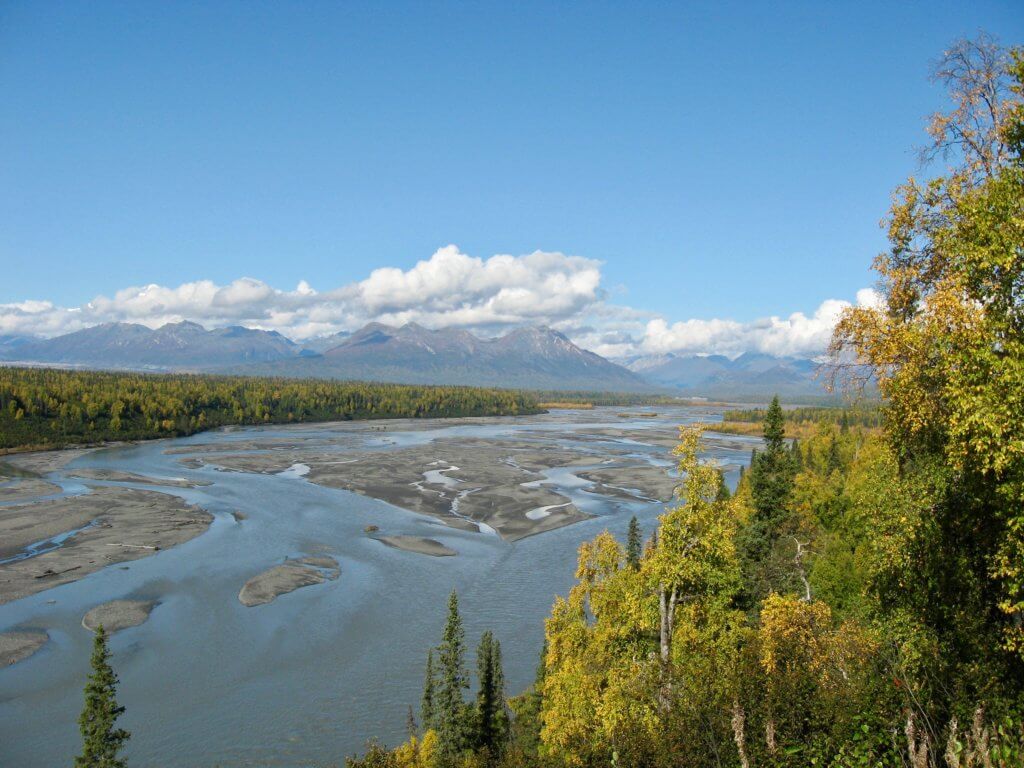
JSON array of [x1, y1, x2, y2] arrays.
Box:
[[2, 446, 109, 475], [0, 630, 47, 666], [0, 477, 62, 502], [576, 465, 678, 503], [67, 469, 211, 487], [375, 536, 456, 557], [238, 557, 339, 607], [82, 599, 156, 633]]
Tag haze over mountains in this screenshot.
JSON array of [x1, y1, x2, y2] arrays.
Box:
[[622, 351, 825, 400], [0, 321, 830, 398]]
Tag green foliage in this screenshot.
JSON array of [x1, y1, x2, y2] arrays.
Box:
[[0, 367, 540, 451], [75, 626, 130, 768]]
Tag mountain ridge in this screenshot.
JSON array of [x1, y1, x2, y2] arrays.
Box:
[[0, 320, 840, 398]]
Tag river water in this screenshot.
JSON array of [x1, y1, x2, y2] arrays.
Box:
[[0, 407, 758, 767]]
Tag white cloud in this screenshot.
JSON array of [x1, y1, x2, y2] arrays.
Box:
[[0, 244, 880, 360], [637, 291, 880, 359], [1, 245, 604, 341]]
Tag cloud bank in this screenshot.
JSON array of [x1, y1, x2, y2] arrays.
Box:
[[0, 245, 878, 359]]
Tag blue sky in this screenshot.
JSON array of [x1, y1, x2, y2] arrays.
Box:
[[2, 1, 1022, 355]]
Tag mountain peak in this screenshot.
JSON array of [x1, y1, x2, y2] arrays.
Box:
[[160, 320, 206, 332]]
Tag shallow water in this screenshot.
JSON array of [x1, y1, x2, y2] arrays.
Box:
[[0, 406, 758, 767]]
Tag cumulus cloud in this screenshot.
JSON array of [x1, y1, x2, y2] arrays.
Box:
[[0, 245, 604, 342], [638, 291, 881, 359], [0, 244, 880, 360]]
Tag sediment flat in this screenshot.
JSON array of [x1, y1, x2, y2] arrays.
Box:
[[202, 438, 595, 540], [0, 630, 48, 666], [375, 535, 457, 557], [82, 599, 156, 632], [0, 487, 212, 605], [67, 468, 212, 487], [0, 477, 63, 502], [576, 464, 678, 503], [2, 446, 109, 475], [238, 557, 339, 607]]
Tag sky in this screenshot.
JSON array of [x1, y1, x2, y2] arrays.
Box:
[[2, 1, 1022, 358]]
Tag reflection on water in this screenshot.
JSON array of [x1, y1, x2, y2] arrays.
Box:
[[0, 407, 758, 768]]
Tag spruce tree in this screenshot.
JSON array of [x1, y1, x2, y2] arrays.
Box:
[[715, 469, 732, 501], [625, 516, 642, 569], [790, 437, 803, 470], [762, 395, 786, 453], [826, 435, 841, 474], [406, 705, 417, 740], [474, 631, 507, 755], [739, 395, 799, 607], [749, 395, 795, 522], [436, 590, 470, 762], [421, 649, 436, 732], [75, 625, 130, 768]]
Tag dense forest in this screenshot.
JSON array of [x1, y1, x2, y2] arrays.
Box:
[[0, 368, 540, 451], [336, 36, 1024, 768]]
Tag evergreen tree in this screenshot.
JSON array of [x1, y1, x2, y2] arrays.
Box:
[[436, 590, 470, 763], [406, 705, 417, 740], [625, 516, 642, 569], [715, 469, 732, 501], [474, 631, 508, 756], [789, 437, 803, 471], [75, 625, 130, 768], [762, 395, 786, 452], [826, 435, 841, 474], [421, 649, 436, 732], [738, 395, 798, 607]]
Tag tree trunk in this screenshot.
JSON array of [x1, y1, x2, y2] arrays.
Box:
[[658, 585, 678, 711]]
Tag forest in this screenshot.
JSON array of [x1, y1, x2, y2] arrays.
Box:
[[0, 368, 540, 451], [69, 35, 1024, 768]]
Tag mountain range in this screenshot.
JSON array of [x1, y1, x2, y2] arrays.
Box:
[[234, 322, 650, 391], [620, 351, 826, 400], [2, 321, 303, 369], [0, 321, 831, 398]]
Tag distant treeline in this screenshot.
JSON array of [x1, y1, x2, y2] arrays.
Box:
[[722, 404, 882, 428], [0, 367, 541, 451], [527, 390, 683, 406]]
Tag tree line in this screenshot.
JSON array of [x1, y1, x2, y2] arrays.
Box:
[[721, 405, 883, 429], [0, 367, 541, 451]]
